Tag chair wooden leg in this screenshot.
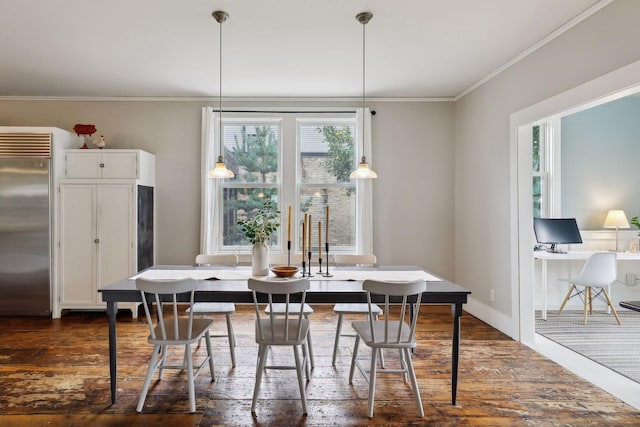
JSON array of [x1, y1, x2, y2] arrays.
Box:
[[583, 287, 589, 325], [349, 336, 360, 383], [558, 284, 576, 314], [374, 314, 385, 369], [332, 313, 344, 366], [305, 315, 315, 369], [137, 344, 161, 413], [588, 288, 593, 315], [204, 331, 215, 382], [158, 345, 167, 379], [225, 313, 237, 367], [293, 344, 308, 415], [601, 288, 622, 325], [367, 348, 379, 418], [404, 348, 424, 417], [186, 343, 196, 413], [251, 344, 268, 415]]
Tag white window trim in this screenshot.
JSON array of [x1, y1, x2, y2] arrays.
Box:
[[200, 106, 374, 256]]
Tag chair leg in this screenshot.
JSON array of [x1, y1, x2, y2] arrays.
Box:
[[225, 313, 237, 367], [293, 344, 308, 415], [399, 349, 407, 382], [186, 343, 196, 413], [588, 287, 593, 315], [137, 344, 161, 413], [158, 345, 167, 379], [583, 287, 589, 325], [601, 288, 622, 325], [558, 284, 576, 314], [302, 338, 311, 380], [349, 336, 361, 383], [332, 313, 344, 366], [305, 314, 315, 369], [251, 344, 268, 415], [372, 314, 385, 369], [367, 348, 379, 418], [404, 348, 424, 417], [204, 331, 216, 382]]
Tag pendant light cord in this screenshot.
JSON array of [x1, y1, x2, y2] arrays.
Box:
[[219, 15, 223, 158], [361, 18, 366, 159]]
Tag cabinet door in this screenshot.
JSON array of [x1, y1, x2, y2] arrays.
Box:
[[101, 152, 138, 179], [97, 185, 133, 288], [59, 185, 97, 305], [65, 152, 101, 178]]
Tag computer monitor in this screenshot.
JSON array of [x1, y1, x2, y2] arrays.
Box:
[[533, 218, 583, 254]]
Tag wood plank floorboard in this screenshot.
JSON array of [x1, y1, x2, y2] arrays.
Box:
[[0, 305, 639, 426]]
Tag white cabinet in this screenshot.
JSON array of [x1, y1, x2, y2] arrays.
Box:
[[55, 149, 155, 318]]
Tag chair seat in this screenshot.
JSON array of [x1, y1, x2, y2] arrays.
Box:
[[334, 303, 382, 315], [254, 318, 309, 345], [188, 302, 236, 314], [352, 320, 417, 349], [265, 303, 314, 315], [148, 318, 213, 345]]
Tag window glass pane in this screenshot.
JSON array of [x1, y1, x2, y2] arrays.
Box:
[[221, 188, 279, 248], [298, 186, 356, 252], [533, 176, 543, 218], [224, 124, 280, 183], [299, 124, 355, 185], [532, 125, 541, 172]]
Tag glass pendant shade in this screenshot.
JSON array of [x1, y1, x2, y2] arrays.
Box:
[[350, 156, 378, 179], [208, 155, 234, 179]]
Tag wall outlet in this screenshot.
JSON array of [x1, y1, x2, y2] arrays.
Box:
[[490, 289, 496, 302]]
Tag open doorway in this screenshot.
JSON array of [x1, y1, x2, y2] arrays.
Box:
[[511, 59, 640, 408]]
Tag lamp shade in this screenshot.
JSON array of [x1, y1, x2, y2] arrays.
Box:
[[603, 210, 630, 228], [349, 156, 378, 179], [207, 156, 234, 179]]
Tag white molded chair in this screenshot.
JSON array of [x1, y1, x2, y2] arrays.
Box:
[[249, 277, 311, 416], [187, 254, 238, 366], [136, 278, 215, 413], [349, 279, 427, 418], [332, 254, 384, 367], [557, 252, 622, 325]]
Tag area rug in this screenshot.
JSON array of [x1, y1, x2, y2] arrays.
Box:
[[535, 310, 640, 383]]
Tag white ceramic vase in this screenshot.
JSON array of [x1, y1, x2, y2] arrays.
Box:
[[252, 242, 269, 276]]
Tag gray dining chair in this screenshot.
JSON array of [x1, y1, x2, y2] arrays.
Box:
[[136, 277, 215, 413], [331, 254, 384, 367], [186, 254, 239, 366], [349, 278, 427, 418], [249, 277, 311, 416]]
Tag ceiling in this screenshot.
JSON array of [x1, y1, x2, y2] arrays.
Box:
[[0, 0, 607, 99]]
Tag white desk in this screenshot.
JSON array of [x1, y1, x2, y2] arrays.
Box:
[[534, 250, 640, 320]]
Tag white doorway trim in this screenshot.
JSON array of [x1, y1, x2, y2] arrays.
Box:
[[509, 59, 640, 408]]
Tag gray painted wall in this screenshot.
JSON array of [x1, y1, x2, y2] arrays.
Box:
[[454, 0, 640, 322], [0, 99, 455, 280], [562, 96, 640, 229]]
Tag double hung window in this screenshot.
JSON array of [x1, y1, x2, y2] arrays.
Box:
[[201, 108, 373, 256]]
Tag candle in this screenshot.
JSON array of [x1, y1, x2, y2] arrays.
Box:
[[308, 214, 312, 253], [325, 205, 329, 244], [318, 221, 322, 257], [287, 205, 292, 241]]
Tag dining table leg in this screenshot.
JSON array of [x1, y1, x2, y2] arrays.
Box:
[[451, 302, 462, 405], [106, 301, 118, 404]]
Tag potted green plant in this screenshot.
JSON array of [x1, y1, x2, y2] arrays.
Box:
[[237, 199, 280, 275]]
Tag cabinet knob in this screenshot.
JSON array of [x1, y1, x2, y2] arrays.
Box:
[[99, 163, 105, 168], [94, 238, 100, 243]]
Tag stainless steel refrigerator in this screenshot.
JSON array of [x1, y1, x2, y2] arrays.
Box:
[[0, 138, 53, 315]]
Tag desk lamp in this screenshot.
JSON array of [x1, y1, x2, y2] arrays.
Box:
[[603, 209, 630, 252]]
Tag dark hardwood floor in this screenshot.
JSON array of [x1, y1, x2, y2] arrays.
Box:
[[1, 304, 638, 426]]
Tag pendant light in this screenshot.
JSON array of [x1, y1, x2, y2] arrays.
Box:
[[350, 12, 377, 180], [208, 10, 234, 179]]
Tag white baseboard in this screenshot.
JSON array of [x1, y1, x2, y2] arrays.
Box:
[[464, 296, 518, 339]]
